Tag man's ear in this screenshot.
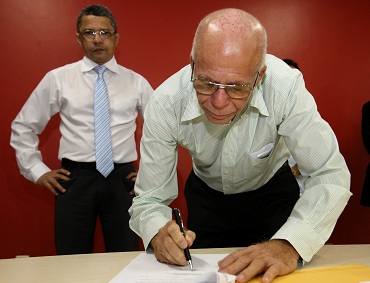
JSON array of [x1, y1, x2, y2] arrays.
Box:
[[189, 55, 193, 65], [115, 33, 120, 47], [258, 65, 267, 81], [76, 33, 82, 46]]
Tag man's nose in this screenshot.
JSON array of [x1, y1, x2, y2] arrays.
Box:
[[93, 32, 103, 43], [211, 88, 230, 108]]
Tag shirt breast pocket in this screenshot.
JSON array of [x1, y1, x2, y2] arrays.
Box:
[[239, 143, 275, 179]]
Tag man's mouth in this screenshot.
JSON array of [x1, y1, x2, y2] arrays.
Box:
[[205, 109, 233, 120], [93, 48, 105, 52]]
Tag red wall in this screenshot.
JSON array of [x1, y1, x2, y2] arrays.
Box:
[[1, 0, 369, 259]]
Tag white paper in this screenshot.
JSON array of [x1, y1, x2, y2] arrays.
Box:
[[109, 253, 236, 283]]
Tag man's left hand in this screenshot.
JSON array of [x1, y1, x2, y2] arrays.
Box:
[[218, 239, 300, 283]]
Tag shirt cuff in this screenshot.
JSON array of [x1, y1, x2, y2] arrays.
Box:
[[142, 215, 170, 250], [28, 162, 51, 183], [271, 218, 326, 262]]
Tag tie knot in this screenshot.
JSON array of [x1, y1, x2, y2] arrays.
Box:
[[93, 65, 107, 75]]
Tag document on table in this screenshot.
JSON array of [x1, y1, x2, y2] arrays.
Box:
[[109, 253, 236, 283]]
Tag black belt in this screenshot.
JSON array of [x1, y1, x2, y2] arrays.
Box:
[[61, 158, 133, 170]]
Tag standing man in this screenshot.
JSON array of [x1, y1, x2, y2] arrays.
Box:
[[129, 8, 351, 283], [10, 4, 153, 254]]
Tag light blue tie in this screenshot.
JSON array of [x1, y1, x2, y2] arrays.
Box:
[[93, 66, 114, 177]]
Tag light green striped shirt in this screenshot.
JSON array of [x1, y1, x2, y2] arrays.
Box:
[[129, 54, 351, 261]]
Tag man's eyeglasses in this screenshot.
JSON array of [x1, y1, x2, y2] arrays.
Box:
[[79, 30, 116, 41], [190, 61, 259, 99]]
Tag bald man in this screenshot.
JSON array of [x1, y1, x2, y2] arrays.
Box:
[[129, 8, 351, 283]]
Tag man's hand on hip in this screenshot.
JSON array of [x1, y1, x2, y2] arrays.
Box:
[[36, 169, 70, 196]]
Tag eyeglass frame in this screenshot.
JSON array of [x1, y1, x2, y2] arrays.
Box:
[[190, 61, 260, 99], [78, 29, 116, 41]]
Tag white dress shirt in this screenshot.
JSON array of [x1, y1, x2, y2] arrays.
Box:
[[10, 56, 153, 183], [129, 54, 351, 262]]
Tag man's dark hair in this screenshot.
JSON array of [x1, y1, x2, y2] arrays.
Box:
[[283, 58, 300, 71], [76, 4, 117, 32]]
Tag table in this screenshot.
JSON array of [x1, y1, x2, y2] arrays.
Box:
[[0, 245, 369, 283]]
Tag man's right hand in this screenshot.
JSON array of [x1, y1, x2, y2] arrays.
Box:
[[151, 220, 196, 267], [36, 169, 70, 196]]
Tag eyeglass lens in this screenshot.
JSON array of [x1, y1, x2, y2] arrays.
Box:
[[191, 61, 259, 98], [193, 80, 251, 98], [81, 30, 114, 40]]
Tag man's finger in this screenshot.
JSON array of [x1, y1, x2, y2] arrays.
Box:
[[53, 182, 66, 193], [234, 259, 265, 283], [41, 181, 59, 196], [57, 168, 71, 177], [261, 265, 280, 283]]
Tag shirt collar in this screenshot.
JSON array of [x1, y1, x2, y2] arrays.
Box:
[[81, 56, 120, 74], [248, 80, 269, 117], [182, 88, 204, 122]]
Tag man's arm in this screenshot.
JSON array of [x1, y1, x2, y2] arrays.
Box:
[[264, 71, 351, 262], [10, 72, 70, 194], [136, 76, 154, 119], [129, 89, 181, 249]]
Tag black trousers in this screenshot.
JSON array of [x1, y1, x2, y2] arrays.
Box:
[[55, 159, 138, 255], [185, 162, 300, 248]]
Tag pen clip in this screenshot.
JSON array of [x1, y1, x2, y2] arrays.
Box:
[[173, 208, 185, 234]]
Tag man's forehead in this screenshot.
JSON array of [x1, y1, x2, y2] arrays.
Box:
[[80, 15, 112, 28]]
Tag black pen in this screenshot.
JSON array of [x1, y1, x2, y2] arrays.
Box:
[[173, 208, 194, 271]]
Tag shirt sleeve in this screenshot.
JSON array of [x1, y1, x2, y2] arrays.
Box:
[[129, 91, 180, 249], [10, 71, 61, 183], [137, 76, 154, 119], [270, 72, 352, 262]]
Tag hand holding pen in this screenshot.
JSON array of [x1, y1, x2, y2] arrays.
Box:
[[173, 208, 194, 270]]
